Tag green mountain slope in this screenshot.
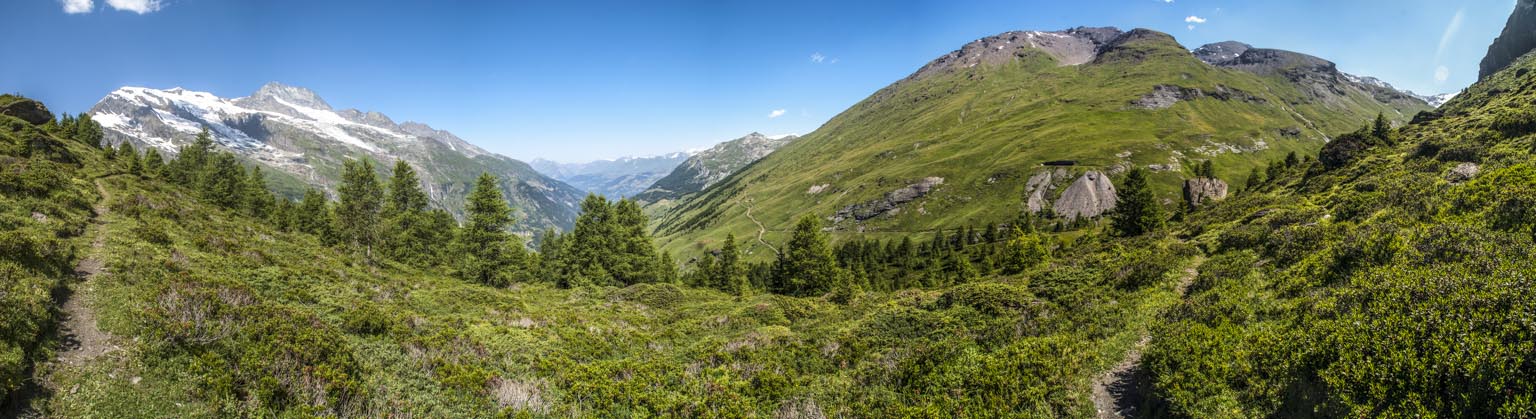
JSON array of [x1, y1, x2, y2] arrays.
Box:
[[1134, 10, 1536, 416], [653, 28, 1429, 258]]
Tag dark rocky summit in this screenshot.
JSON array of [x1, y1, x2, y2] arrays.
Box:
[[1481, 0, 1536, 80], [0, 98, 53, 125]]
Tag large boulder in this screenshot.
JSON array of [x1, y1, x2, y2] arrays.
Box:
[[1053, 171, 1117, 220], [1481, 0, 1536, 80], [1183, 178, 1229, 208], [0, 98, 53, 125], [833, 177, 945, 222]]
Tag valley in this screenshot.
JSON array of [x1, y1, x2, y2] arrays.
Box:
[[1, 1, 1531, 418]]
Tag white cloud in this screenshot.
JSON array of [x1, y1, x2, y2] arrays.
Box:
[[768, 109, 787, 119], [1188, 25, 1196, 31], [1435, 66, 1451, 83], [810, 53, 827, 63], [1185, 16, 1207, 24], [60, 0, 93, 14], [105, 0, 163, 14], [1435, 9, 1466, 62]]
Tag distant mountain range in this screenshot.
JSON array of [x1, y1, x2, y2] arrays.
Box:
[[633, 132, 799, 204], [89, 82, 585, 233], [531, 152, 691, 199]]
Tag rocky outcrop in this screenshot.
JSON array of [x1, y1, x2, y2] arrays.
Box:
[[1053, 171, 1117, 220], [1131, 84, 1265, 109], [908, 27, 1122, 80], [1024, 169, 1065, 213], [1183, 178, 1229, 208], [0, 98, 53, 125], [1481, 0, 1536, 80], [1446, 162, 1481, 183], [834, 177, 944, 222], [1193, 41, 1252, 65]]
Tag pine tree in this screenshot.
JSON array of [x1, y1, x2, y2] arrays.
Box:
[[712, 234, 747, 295], [380, 160, 446, 267], [561, 194, 616, 287], [171, 128, 216, 186], [244, 166, 274, 218], [204, 153, 247, 209], [75, 113, 103, 148], [459, 173, 518, 286], [297, 189, 333, 238], [1371, 113, 1391, 143], [335, 159, 384, 260], [771, 215, 841, 296], [143, 148, 165, 177], [657, 252, 679, 284], [611, 199, 659, 285], [1111, 168, 1165, 237], [1198, 160, 1216, 179], [1246, 167, 1264, 191], [384, 160, 429, 217], [1284, 152, 1300, 168]]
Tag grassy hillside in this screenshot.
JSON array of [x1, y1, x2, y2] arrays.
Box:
[[653, 29, 1428, 260], [1134, 47, 1536, 417], [3, 95, 1213, 418]]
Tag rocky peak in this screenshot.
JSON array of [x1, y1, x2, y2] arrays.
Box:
[[250, 82, 332, 110], [0, 97, 54, 125], [1219, 48, 1336, 77], [1193, 41, 1253, 65], [907, 27, 1125, 80], [1480, 0, 1536, 80], [1092, 29, 1187, 64]]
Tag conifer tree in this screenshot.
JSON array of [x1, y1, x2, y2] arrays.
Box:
[[771, 215, 840, 296], [143, 148, 165, 177], [336, 159, 384, 260], [1371, 113, 1391, 142], [1111, 168, 1165, 237], [611, 199, 659, 285], [380, 160, 447, 266], [243, 166, 274, 218], [712, 234, 747, 295], [297, 188, 332, 237], [458, 173, 518, 286], [561, 194, 617, 287], [74, 113, 103, 148], [384, 160, 428, 217], [1198, 160, 1216, 178], [205, 153, 247, 209], [657, 252, 679, 284], [1246, 167, 1264, 191], [172, 128, 216, 186]]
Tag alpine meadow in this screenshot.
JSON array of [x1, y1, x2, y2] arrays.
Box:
[[3, 0, 1535, 418]]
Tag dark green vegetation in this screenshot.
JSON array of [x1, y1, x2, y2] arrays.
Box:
[[652, 28, 1428, 261], [1137, 50, 1536, 418]]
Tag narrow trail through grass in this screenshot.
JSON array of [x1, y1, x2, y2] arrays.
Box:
[[55, 179, 117, 367], [1091, 254, 1204, 419]]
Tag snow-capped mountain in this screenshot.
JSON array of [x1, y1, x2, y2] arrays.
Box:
[[531, 152, 692, 199], [89, 82, 586, 232], [1419, 92, 1459, 108]]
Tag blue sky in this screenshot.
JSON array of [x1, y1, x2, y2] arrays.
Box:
[[0, 0, 1517, 162]]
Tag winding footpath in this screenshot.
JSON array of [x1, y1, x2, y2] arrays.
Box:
[[56, 179, 117, 366], [1090, 256, 1204, 419], [740, 199, 780, 257]]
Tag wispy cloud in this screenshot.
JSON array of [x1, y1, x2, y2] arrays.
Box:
[[60, 0, 93, 14], [1435, 8, 1466, 62], [105, 0, 163, 14], [1435, 66, 1451, 83], [810, 53, 827, 64], [1184, 16, 1207, 24], [768, 109, 787, 119]]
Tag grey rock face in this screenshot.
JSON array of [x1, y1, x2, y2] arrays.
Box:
[[1481, 0, 1536, 80], [1130, 84, 1265, 110], [834, 177, 945, 223], [908, 27, 1124, 81], [1053, 171, 1117, 220], [0, 98, 53, 125], [1193, 41, 1252, 65], [1446, 162, 1481, 183], [1024, 170, 1058, 213], [1182, 178, 1229, 208]]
